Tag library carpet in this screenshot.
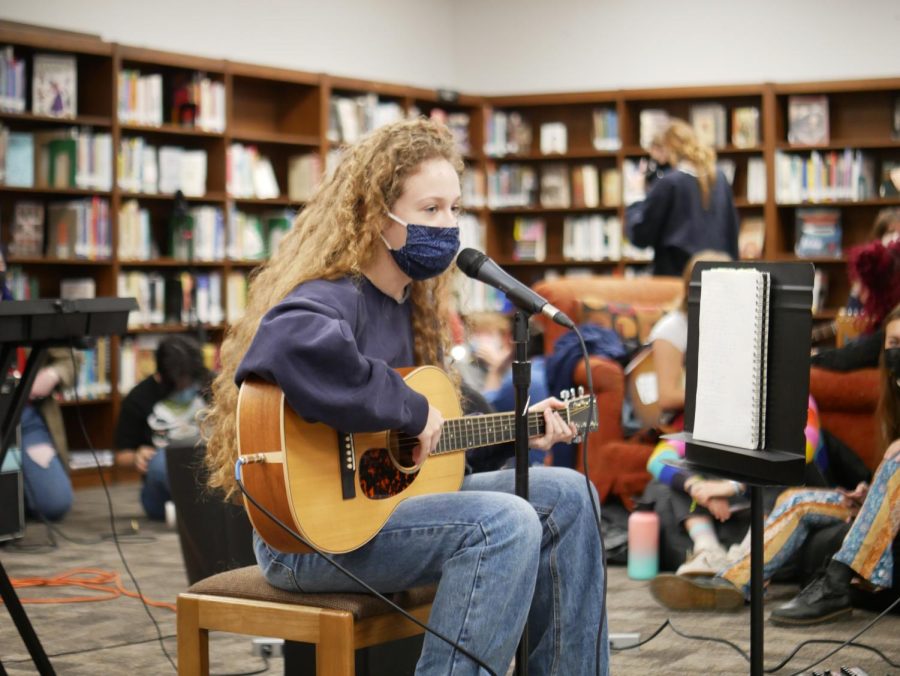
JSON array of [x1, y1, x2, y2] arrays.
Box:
[[1, 482, 898, 675]]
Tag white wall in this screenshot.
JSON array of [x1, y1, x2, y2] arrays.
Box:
[[1, 0, 458, 89], [4, 0, 900, 94], [454, 0, 900, 94]]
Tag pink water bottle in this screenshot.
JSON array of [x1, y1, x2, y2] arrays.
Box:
[[627, 501, 659, 580]]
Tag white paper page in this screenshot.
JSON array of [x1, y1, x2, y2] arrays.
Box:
[[692, 268, 766, 450]]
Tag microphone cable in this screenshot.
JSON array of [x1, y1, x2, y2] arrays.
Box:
[[571, 326, 607, 676], [65, 345, 178, 673], [610, 594, 899, 673], [234, 459, 498, 676]]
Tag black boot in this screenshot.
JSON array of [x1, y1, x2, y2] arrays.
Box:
[[770, 560, 853, 626]]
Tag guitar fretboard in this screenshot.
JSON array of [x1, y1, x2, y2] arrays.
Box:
[[432, 410, 549, 454]]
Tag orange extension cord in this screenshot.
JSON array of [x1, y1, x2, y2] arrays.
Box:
[[6, 568, 177, 612]]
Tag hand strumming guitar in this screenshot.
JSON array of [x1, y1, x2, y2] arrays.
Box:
[[413, 404, 446, 466]]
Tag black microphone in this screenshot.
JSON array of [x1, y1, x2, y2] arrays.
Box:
[[456, 248, 575, 329]]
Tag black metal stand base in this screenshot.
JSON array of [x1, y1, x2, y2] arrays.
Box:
[[0, 560, 55, 675]]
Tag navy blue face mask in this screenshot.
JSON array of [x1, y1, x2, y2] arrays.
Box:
[[382, 212, 460, 281]]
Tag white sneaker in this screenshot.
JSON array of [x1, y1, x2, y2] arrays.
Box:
[[676, 547, 728, 577], [726, 542, 748, 565]]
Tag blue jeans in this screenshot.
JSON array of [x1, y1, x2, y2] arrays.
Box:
[[254, 466, 609, 675], [20, 405, 73, 521], [141, 449, 171, 521]]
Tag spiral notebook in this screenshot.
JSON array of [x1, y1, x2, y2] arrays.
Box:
[[692, 268, 771, 450]]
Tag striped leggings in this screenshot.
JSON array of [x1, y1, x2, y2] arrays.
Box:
[[721, 457, 900, 595]]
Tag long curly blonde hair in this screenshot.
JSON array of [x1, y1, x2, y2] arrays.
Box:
[[203, 118, 464, 497], [662, 118, 718, 209]]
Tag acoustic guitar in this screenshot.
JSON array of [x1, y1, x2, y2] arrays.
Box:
[[623, 347, 677, 433], [237, 365, 598, 554]]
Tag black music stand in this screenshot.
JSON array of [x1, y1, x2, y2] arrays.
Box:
[[0, 297, 136, 676], [665, 261, 813, 676]]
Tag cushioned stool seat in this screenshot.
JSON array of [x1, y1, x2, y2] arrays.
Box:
[[177, 565, 435, 675]]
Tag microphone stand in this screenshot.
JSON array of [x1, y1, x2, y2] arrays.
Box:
[[511, 310, 531, 676]]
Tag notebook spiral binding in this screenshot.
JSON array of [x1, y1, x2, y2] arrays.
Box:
[[751, 272, 771, 450]]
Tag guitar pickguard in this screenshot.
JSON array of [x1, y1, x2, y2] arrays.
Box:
[[358, 448, 418, 499]]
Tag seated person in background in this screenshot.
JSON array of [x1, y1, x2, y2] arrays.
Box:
[[114, 335, 210, 520], [813, 237, 900, 372], [454, 311, 550, 468], [643, 251, 747, 573], [1, 250, 74, 521], [650, 304, 900, 624], [455, 311, 514, 401]]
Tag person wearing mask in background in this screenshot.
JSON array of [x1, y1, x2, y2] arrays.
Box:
[[114, 334, 210, 520], [813, 237, 900, 372], [1, 249, 75, 521], [626, 119, 739, 276]]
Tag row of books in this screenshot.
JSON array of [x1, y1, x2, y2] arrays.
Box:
[[120, 70, 226, 131], [561, 215, 626, 262], [483, 111, 533, 157], [483, 108, 623, 157], [6, 198, 111, 259], [639, 105, 761, 149], [119, 270, 225, 328], [170, 72, 226, 132], [0, 48, 76, 118], [592, 109, 621, 151], [227, 143, 280, 199], [485, 163, 623, 210], [794, 208, 842, 259], [227, 147, 322, 202], [412, 108, 472, 155], [170, 205, 225, 262], [327, 94, 404, 145], [227, 209, 294, 260], [0, 126, 114, 190], [0, 46, 26, 113], [118, 70, 164, 127], [58, 338, 112, 402], [118, 138, 207, 196], [774, 149, 876, 203]]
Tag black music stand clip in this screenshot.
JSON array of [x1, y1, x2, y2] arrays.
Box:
[[665, 261, 814, 676]]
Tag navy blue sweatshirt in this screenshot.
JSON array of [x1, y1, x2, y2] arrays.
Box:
[[235, 276, 429, 436], [626, 168, 739, 276]]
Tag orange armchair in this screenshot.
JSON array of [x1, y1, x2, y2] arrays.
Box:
[[532, 275, 683, 506], [809, 366, 880, 471]]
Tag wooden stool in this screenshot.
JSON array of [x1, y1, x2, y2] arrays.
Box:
[[177, 565, 435, 675]]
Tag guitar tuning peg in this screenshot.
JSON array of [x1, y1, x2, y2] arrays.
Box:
[[577, 386, 584, 397], [560, 390, 570, 400], [569, 388, 576, 399]]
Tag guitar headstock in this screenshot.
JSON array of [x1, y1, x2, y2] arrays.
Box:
[[560, 387, 599, 442]]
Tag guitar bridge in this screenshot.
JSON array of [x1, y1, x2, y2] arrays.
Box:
[[338, 431, 356, 500]]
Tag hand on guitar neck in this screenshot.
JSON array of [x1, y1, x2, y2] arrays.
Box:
[[413, 398, 579, 466]]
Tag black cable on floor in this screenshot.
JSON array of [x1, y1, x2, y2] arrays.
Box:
[[67, 346, 177, 673], [610, 594, 900, 673]]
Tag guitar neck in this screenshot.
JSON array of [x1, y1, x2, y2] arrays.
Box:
[[429, 410, 550, 455]]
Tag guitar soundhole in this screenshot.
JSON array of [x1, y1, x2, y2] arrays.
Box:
[[358, 448, 418, 499]]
